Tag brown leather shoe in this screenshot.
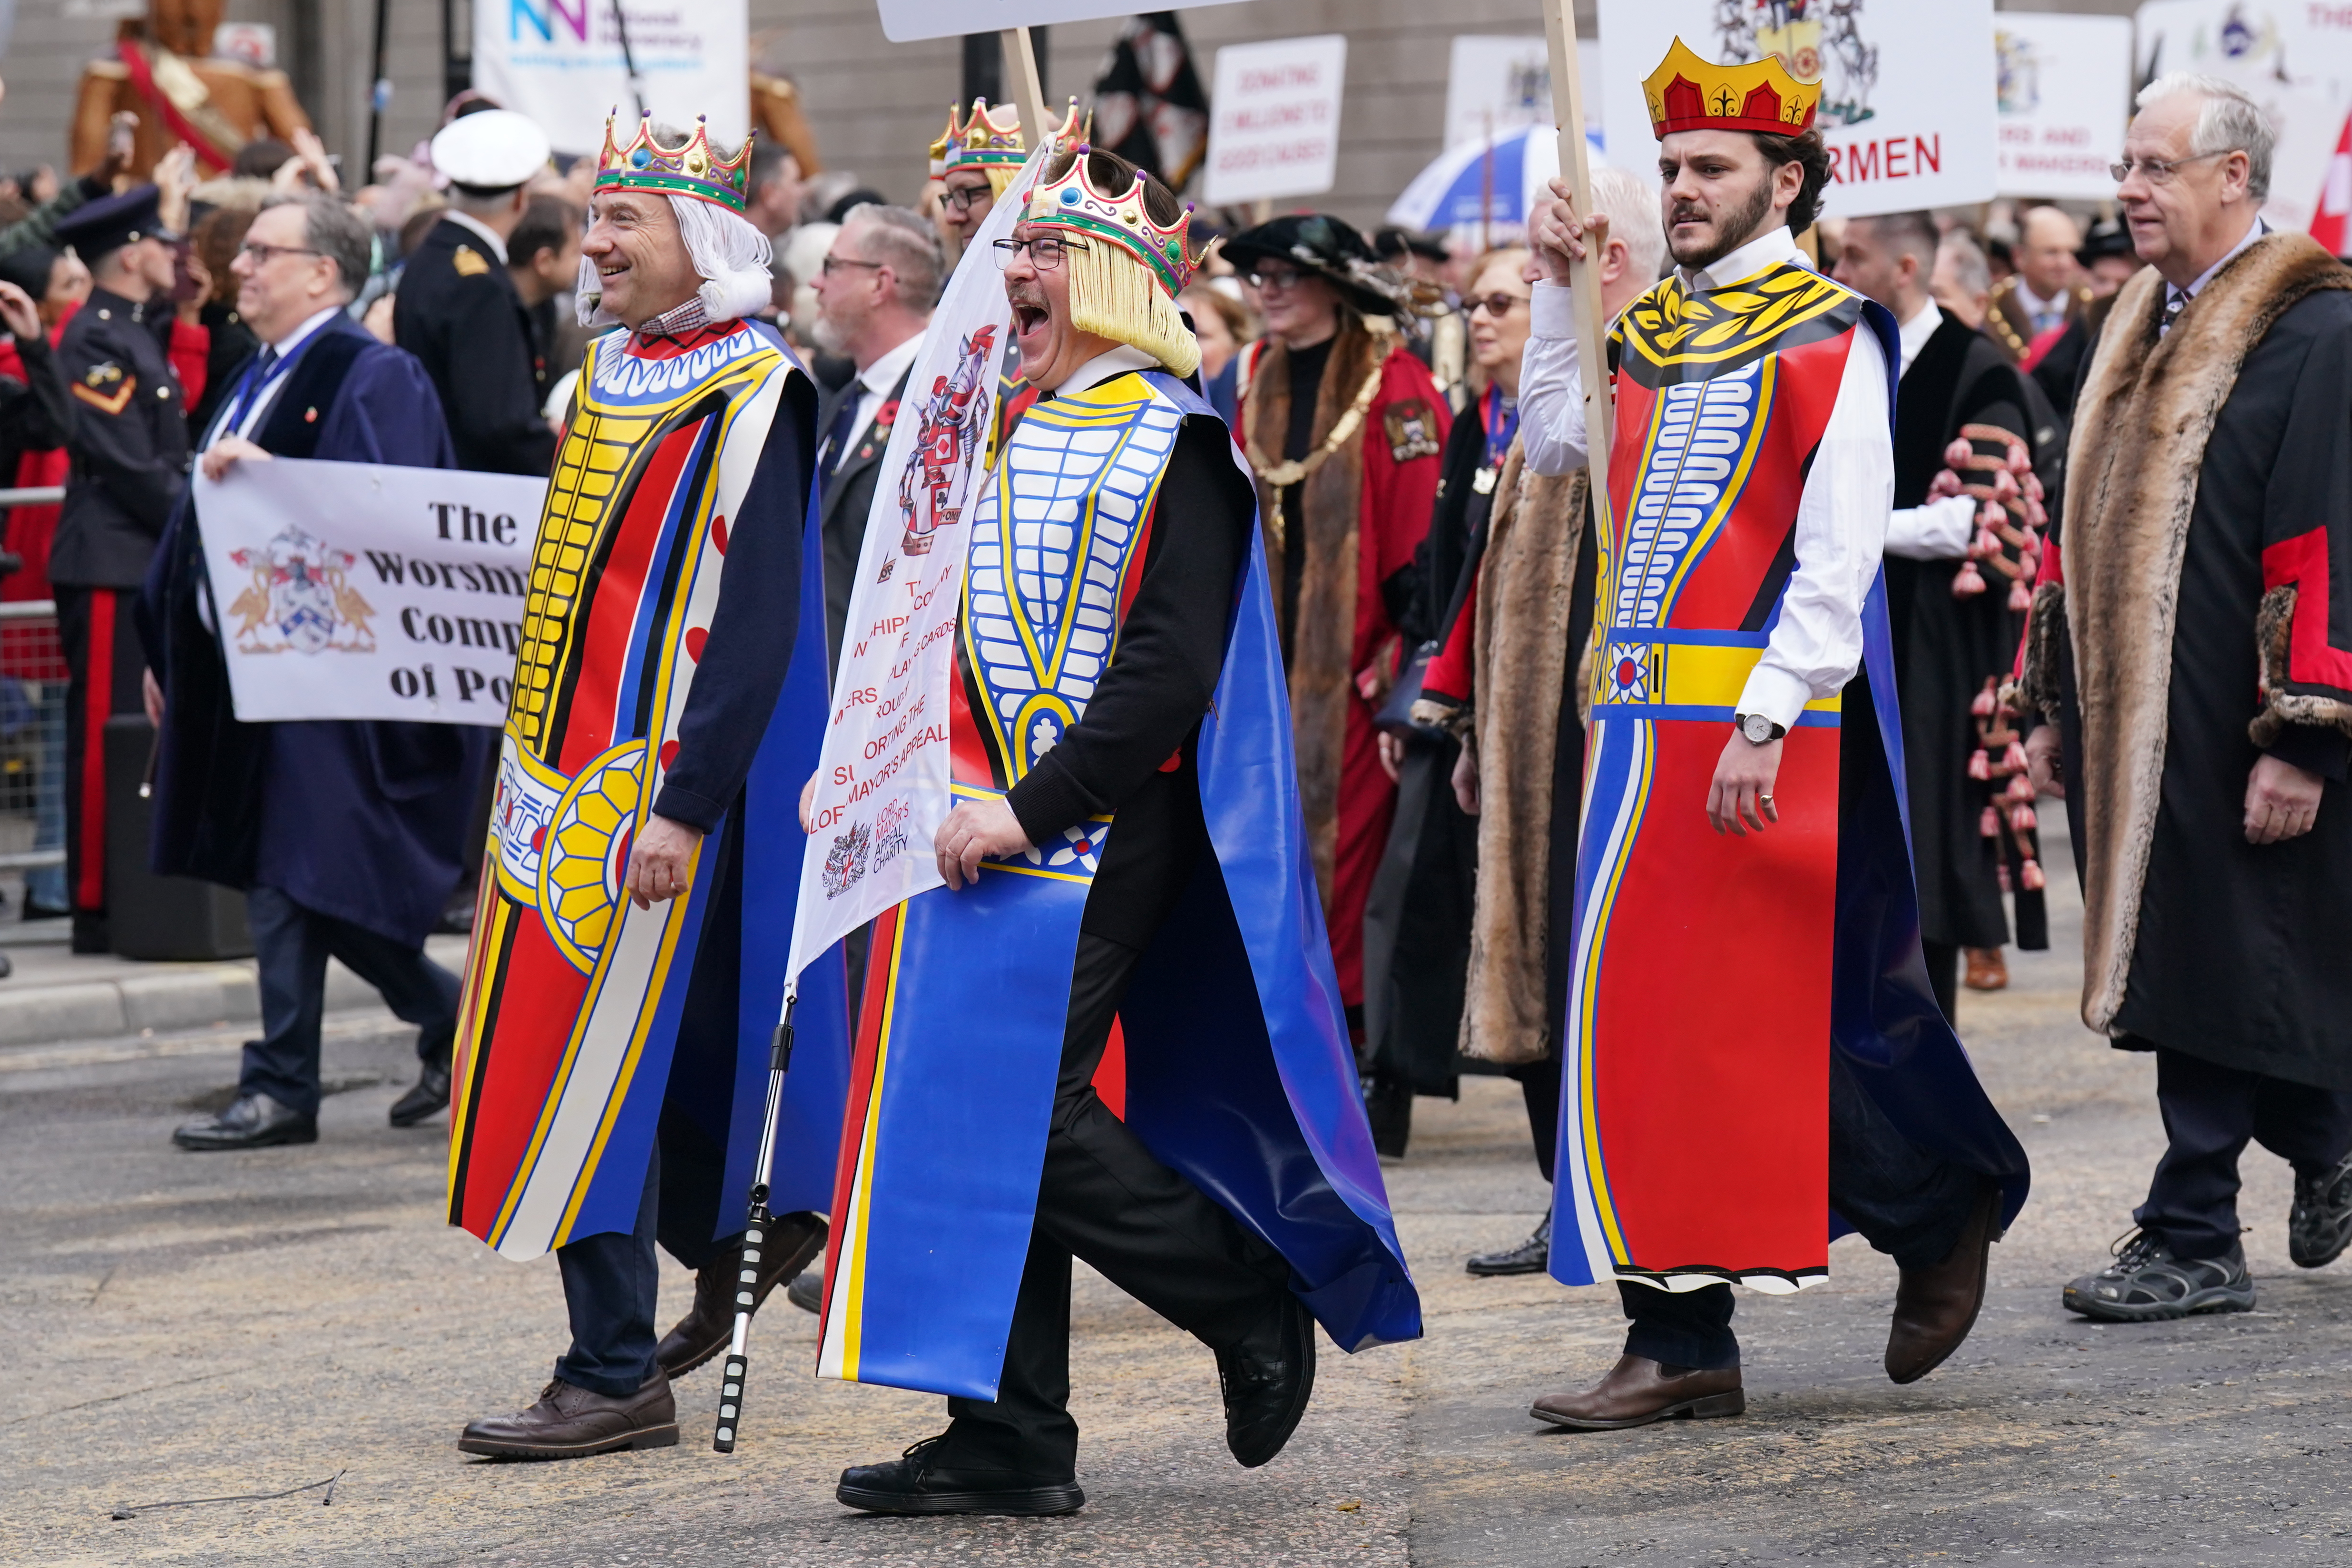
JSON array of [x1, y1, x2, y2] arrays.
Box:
[[458, 1373, 678, 1459], [1963, 947, 2008, 991], [1885, 1182, 2003, 1385], [1528, 1355, 1744, 1431], [655, 1212, 827, 1378]]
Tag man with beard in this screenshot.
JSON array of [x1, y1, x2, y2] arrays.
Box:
[[1223, 213, 1447, 1043], [1512, 40, 2029, 1429], [1833, 210, 2044, 1014]]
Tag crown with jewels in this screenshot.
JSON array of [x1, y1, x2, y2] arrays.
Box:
[[1643, 37, 1819, 140], [595, 111, 753, 213], [929, 97, 1026, 178], [1024, 144, 1195, 297]]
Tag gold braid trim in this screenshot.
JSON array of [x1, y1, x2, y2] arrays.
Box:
[[1246, 343, 1387, 492]]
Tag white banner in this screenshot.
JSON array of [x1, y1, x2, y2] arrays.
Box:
[[193, 457, 549, 727], [876, 0, 1248, 44], [1203, 34, 1349, 207], [1597, 0, 1998, 219], [2136, 1, 2352, 237], [1445, 35, 1604, 151], [473, 0, 749, 157], [1996, 15, 2134, 199], [784, 144, 1046, 984]]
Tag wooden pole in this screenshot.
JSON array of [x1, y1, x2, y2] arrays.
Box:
[[1001, 28, 1053, 145], [1540, 1, 1615, 514]]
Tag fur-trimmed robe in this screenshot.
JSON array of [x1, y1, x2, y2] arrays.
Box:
[[1239, 325, 1448, 1009], [2017, 232, 2352, 1086], [1411, 444, 1593, 1066]]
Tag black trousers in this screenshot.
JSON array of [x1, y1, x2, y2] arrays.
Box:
[[55, 585, 145, 951], [240, 885, 459, 1115], [1508, 1053, 1563, 1185], [1617, 1049, 1983, 1370], [936, 932, 1294, 1480], [2133, 1041, 2352, 1261]]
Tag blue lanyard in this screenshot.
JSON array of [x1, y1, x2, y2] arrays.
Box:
[[1480, 384, 1519, 472]]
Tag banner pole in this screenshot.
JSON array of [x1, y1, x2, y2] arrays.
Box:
[[1002, 28, 1053, 142], [1540, 1, 1616, 499]]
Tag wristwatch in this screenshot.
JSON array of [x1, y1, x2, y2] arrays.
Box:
[[1735, 712, 1787, 745]]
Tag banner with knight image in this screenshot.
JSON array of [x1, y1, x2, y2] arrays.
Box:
[[2136, 2, 2352, 245], [1597, 0, 1997, 219], [192, 457, 549, 727]]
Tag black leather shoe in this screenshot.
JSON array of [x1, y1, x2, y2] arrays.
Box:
[[1216, 1293, 1316, 1468], [655, 1213, 826, 1378], [1467, 1214, 1551, 1276], [786, 1267, 823, 1314], [836, 1434, 1083, 1516], [459, 1374, 678, 1459], [388, 1062, 452, 1127], [2290, 1149, 2352, 1269], [173, 1092, 317, 1151]]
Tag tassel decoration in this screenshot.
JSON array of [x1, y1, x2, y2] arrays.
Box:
[[1952, 560, 1987, 598], [1980, 805, 2001, 837], [2007, 578, 2034, 611], [2010, 802, 2038, 832], [2020, 858, 2046, 891], [2002, 740, 2028, 772], [1971, 686, 1998, 717], [1968, 748, 1991, 780]]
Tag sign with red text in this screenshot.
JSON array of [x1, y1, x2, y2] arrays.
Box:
[[192, 457, 547, 727], [1203, 34, 1348, 206], [1996, 14, 2133, 198], [2136, 1, 2352, 238], [1597, 0, 1997, 220]]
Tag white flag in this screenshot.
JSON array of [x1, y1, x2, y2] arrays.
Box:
[[783, 144, 1048, 984]]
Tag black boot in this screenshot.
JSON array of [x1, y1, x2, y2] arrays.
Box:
[[836, 1434, 1084, 1516], [1216, 1293, 1315, 1468]]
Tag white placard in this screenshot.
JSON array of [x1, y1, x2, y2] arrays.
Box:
[[1996, 15, 2134, 198], [474, 0, 750, 157], [876, 0, 1249, 44], [1203, 34, 1348, 207], [193, 458, 549, 727], [1597, 0, 1998, 220], [1445, 36, 1604, 151], [2136, 1, 2352, 237]]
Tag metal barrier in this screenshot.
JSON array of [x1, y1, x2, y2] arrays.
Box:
[[0, 599, 67, 879], [0, 487, 65, 508]]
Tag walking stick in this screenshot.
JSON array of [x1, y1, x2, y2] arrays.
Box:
[[712, 987, 797, 1453], [1540, 0, 1617, 502]]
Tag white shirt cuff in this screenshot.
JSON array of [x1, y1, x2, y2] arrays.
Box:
[[1735, 665, 1813, 735], [1884, 494, 1977, 561], [1531, 280, 1577, 338]]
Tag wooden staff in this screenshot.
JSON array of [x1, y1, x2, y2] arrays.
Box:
[[1540, 1, 1616, 514], [1001, 27, 1054, 144]]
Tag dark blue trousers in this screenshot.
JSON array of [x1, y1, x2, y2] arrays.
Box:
[[2133, 1043, 2352, 1261], [240, 885, 459, 1116], [554, 1147, 664, 1397], [1617, 1049, 1984, 1370]]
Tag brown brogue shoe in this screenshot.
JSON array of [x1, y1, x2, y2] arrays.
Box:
[[1885, 1182, 2002, 1384], [655, 1212, 827, 1379], [1963, 947, 2008, 991], [458, 1373, 678, 1459], [1529, 1355, 1744, 1431]]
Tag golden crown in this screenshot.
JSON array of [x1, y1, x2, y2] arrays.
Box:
[[929, 97, 1026, 177], [1643, 37, 1820, 140], [1024, 144, 1194, 297], [595, 111, 753, 213]]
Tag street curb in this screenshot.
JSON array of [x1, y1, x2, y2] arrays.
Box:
[[0, 937, 470, 1051]]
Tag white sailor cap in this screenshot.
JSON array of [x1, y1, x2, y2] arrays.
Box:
[[431, 109, 552, 192]]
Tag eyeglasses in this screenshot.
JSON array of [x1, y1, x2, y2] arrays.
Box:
[[1247, 268, 1310, 294], [2109, 149, 2231, 185], [1465, 292, 1529, 318], [821, 254, 886, 277], [942, 185, 994, 215], [991, 234, 1089, 271], [237, 242, 324, 265]]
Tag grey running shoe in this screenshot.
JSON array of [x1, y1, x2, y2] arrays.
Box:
[[2062, 1229, 2254, 1322], [2289, 1149, 2352, 1269]]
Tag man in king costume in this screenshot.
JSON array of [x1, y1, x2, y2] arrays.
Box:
[[1515, 42, 2029, 1430], [816, 144, 1417, 1515], [449, 113, 844, 1459]]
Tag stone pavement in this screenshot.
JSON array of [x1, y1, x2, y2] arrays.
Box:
[[5, 819, 2352, 1566]]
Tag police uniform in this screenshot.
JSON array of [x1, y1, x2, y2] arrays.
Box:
[[51, 186, 189, 952], [393, 110, 557, 478]]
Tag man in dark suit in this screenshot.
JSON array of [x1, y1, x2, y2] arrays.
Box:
[[808, 203, 938, 668], [392, 109, 557, 479], [144, 191, 492, 1151]]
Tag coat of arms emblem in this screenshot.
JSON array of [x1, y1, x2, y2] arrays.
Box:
[[225, 524, 378, 655], [1716, 0, 1878, 127], [896, 323, 999, 557]]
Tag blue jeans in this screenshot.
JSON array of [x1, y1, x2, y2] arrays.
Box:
[[239, 885, 459, 1115]]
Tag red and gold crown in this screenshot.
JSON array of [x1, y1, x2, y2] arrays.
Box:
[[930, 97, 1025, 177], [1024, 143, 1194, 297], [595, 111, 753, 213], [1643, 37, 1819, 140]]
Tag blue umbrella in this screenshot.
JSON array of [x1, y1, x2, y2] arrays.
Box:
[[1385, 125, 1609, 234]]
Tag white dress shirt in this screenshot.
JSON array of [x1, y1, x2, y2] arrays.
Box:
[[1882, 298, 1979, 562], [1519, 224, 1894, 731], [2011, 278, 2066, 337], [837, 330, 927, 461], [216, 305, 345, 445], [440, 208, 511, 266], [2163, 215, 2267, 333]]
